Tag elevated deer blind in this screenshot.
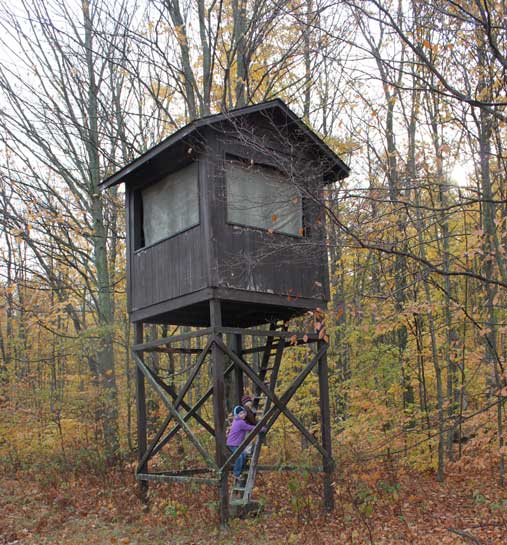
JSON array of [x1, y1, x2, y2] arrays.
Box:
[[100, 99, 350, 524]]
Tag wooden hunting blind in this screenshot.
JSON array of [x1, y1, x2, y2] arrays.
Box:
[[100, 99, 350, 524]]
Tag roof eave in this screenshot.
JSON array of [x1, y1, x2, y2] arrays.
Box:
[[99, 98, 350, 190]]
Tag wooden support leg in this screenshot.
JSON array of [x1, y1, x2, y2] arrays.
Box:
[[232, 334, 244, 405], [318, 339, 334, 512], [210, 300, 229, 527], [134, 322, 148, 504]]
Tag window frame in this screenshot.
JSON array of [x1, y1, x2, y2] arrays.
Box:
[[133, 160, 200, 252], [224, 156, 305, 238]]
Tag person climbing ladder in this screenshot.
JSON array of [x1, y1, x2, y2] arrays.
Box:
[[226, 405, 256, 483]]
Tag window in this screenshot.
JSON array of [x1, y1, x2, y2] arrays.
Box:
[[225, 162, 303, 236], [141, 162, 199, 247]]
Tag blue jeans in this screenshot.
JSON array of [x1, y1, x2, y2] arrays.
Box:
[[228, 446, 246, 478]]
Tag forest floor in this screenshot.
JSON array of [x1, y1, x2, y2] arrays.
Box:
[[1, 454, 506, 545]]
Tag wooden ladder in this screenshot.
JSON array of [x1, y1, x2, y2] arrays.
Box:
[[230, 328, 285, 505]]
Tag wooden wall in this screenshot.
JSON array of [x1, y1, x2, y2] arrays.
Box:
[[125, 112, 331, 324], [130, 224, 207, 312]]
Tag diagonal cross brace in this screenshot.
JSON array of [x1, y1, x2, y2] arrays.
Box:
[[149, 358, 237, 460], [217, 339, 329, 469], [216, 337, 328, 459], [137, 377, 215, 472], [133, 352, 218, 471], [173, 338, 213, 409], [155, 379, 215, 435], [136, 338, 215, 469]]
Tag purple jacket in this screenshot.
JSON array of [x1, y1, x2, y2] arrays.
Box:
[[226, 417, 256, 447]]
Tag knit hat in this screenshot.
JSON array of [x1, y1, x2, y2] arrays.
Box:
[[241, 395, 252, 404], [233, 405, 246, 417]]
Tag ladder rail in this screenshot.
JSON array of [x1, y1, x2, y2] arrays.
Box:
[[241, 333, 285, 504]]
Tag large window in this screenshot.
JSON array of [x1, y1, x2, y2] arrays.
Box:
[[225, 162, 303, 236], [141, 162, 199, 247]]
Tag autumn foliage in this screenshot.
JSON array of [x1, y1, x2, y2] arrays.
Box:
[[1, 0, 507, 543]]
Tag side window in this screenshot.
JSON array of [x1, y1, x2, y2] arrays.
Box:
[[225, 161, 303, 236], [140, 162, 199, 247]]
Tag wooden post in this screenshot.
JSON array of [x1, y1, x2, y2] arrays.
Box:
[[231, 334, 244, 404], [210, 300, 229, 526], [318, 339, 334, 511], [134, 321, 148, 503]]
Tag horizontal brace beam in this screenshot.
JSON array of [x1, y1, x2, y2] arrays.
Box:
[[156, 468, 211, 476], [241, 338, 313, 355], [136, 473, 219, 486], [217, 327, 320, 340], [257, 465, 324, 473], [133, 327, 320, 352], [149, 347, 203, 354], [133, 328, 213, 351]]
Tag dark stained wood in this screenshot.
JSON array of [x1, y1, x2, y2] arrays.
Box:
[[130, 288, 326, 327], [231, 334, 244, 405], [108, 101, 343, 517], [209, 300, 229, 526], [131, 224, 207, 312], [218, 326, 319, 340], [137, 473, 219, 486], [99, 99, 349, 191], [125, 187, 133, 312], [133, 327, 213, 351], [134, 323, 148, 501], [135, 350, 216, 473], [257, 465, 324, 473], [133, 351, 218, 470], [150, 347, 202, 354], [119, 103, 341, 327], [216, 338, 329, 460], [200, 128, 219, 288], [317, 339, 334, 511], [150, 357, 237, 459]]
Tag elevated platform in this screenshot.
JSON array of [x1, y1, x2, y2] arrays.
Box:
[[131, 287, 327, 327]]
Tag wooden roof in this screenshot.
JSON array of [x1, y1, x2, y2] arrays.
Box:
[[99, 98, 350, 190]]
